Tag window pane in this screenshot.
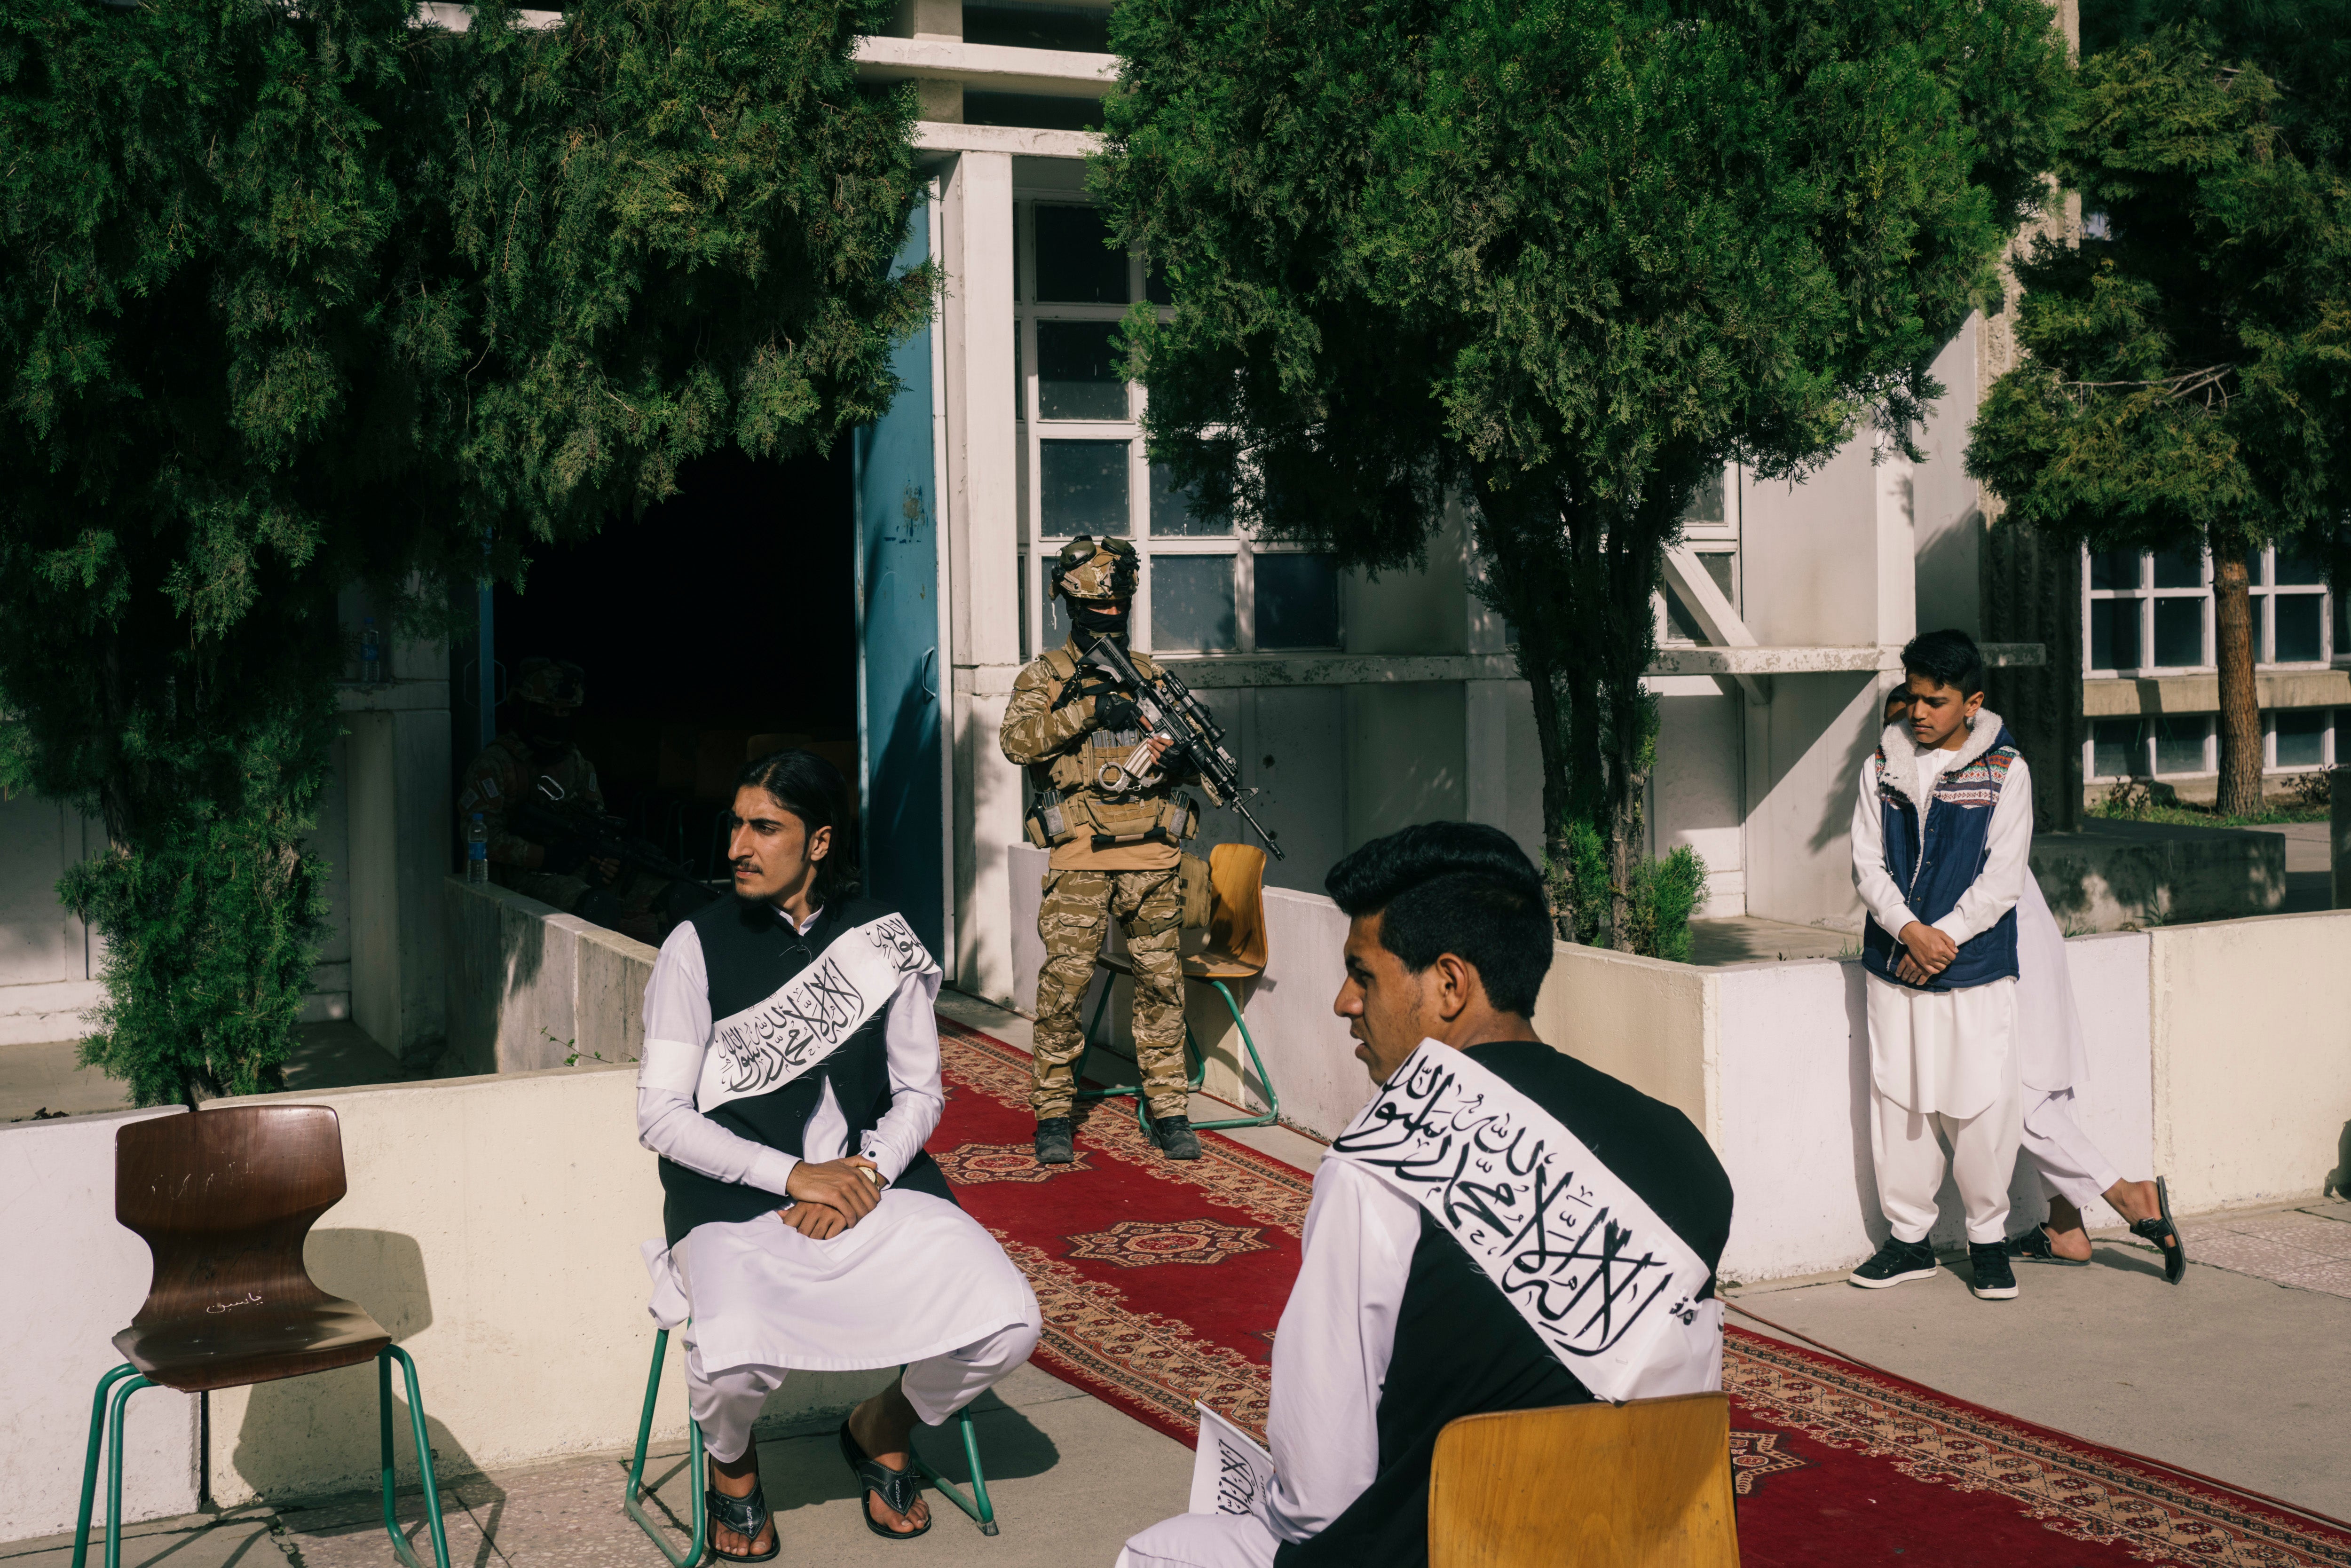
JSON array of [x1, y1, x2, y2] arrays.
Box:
[[1033, 205, 1129, 304], [2090, 599, 2139, 671], [2153, 598, 2203, 666], [2276, 709, 2327, 767], [1144, 257, 1173, 307], [1699, 552, 1736, 607], [1679, 471, 1724, 525], [2153, 715, 2209, 775], [2092, 719, 2141, 779], [1017, 550, 1030, 651], [1151, 555, 1237, 652], [1664, 585, 1704, 643], [1035, 321, 1127, 419], [2276, 547, 2325, 585], [2275, 593, 2323, 662], [1149, 459, 1231, 536], [2089, 549, 2139, 591], [1039, 440, 1129, 537], [2152, 548, 2202, 588], [1255, 553, 1341, 648]]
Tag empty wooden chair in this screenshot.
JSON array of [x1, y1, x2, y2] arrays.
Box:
[[76, 1105, 449, 1568], [1428, 1393, 1739, 1568], [1078, 841, 1281, 1132]]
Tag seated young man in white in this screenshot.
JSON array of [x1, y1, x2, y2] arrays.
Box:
[[1117, 822, 1736, 1568], [636, 749, 1041, 1561]]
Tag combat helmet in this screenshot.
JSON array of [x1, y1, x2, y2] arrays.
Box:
[[512, 656, 586, 713], [1049, 535, 1139, 603]]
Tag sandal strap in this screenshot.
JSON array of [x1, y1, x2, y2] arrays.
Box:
[[2009, 1225, 2056, 1258], [707, 1480, 770, 1541], [856, 1455, 923, 1517], [2130, 1215, 2179, 1247]]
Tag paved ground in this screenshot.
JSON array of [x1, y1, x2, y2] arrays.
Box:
[[1686, 916, 1857, 967], [2238, 819, 2333, 913], [0, 1022, 410, 1123]]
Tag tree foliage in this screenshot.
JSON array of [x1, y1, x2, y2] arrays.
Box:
[[0, 0, 926, 1105], [1967, 21, 2351, 815], [1094, 0, 2070, 942]]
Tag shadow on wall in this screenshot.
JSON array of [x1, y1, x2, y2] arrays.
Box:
[[1807, 675, 1885, 859], [228, 1229, 489, 1504], [2329, 1121, 2351, 1200], [2032, 822, 2287, 933]]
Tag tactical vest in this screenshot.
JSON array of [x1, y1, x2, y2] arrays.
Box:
[[1859, 727, 2024, 993], [1020, 641, 1200, 854], [658, 893, 953, 1246], [1275, 1042, 1735, 1568]]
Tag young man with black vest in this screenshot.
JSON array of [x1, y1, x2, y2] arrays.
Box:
[[1849, 630, 2034, 1302], [634, 750, 1040, 1560], [1115, 822, 1735, 1568]]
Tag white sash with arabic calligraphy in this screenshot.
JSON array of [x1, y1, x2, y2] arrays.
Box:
[[1327, 1041, 1721, 1404], [694, 912, 939, 1116]]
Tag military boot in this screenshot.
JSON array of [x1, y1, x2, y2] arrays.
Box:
[[1150, 1113, 1201, 1162], [1034, 1117, 1075, 1166]]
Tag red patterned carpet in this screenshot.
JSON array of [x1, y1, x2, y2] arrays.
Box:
[[934, 1020, 2351, 1566]]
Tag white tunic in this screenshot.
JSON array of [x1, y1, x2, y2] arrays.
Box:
[[1851, 716, 2034, 1119], [635, 906, 1038, 1375]]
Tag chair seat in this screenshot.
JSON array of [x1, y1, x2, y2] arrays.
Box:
[[113, 1297, 393, 1393], [1094, 949, 1263, 981]]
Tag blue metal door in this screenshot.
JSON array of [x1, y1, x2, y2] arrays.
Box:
[[854, 197, 946, 958]]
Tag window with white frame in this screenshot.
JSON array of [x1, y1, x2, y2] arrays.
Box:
[[2085, 544, 2336, 676], [1015, 198, 1342, 660], [2088, 708, 2347, 780], [1659, 467, 1740, 644]]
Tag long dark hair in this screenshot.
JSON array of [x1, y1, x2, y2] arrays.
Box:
[[736, 749, 860, 905]]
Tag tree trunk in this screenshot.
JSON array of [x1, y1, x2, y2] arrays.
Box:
[[2213, 549, 2264, 818]]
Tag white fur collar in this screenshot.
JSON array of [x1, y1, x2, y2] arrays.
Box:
[[1877, 706, 2006, 814]]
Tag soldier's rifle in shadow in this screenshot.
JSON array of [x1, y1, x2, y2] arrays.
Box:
[[510, 777, 706, 886], [1079, 638, 1285, 860]]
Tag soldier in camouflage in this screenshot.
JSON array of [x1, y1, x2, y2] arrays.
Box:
[[457, 657, 683, 946], [1000, 536, 1204, 1165]]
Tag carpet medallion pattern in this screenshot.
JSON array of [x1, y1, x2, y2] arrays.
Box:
[[934, 1019, 2351, 1567]]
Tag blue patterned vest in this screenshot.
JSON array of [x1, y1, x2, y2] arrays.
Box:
[[1860, 725, 2023, 993]]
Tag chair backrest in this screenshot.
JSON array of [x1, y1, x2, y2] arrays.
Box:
[[115, 1104, 348, 1329], [1205, 842, 1270, 974], [1428, 1393, 1738, 1568]]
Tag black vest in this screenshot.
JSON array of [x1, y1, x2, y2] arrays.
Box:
[[1278, 1042, 1736, 1568], [659, 893, 954, 1246]]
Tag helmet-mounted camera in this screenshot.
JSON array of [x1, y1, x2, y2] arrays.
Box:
[[1049, 535, 1138, 603]]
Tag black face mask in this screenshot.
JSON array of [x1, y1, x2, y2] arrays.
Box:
[[521, 709, 576, 753], [1069, 600, 1130, 639]]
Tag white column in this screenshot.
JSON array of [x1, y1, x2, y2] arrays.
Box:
[[344, 659, 450, 1064], [941, 150, 1023, 1003]]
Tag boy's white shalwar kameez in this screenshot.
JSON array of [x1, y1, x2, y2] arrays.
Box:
[[2012, 877, 2123, 1207], [1852, 712, 2032, 1245]]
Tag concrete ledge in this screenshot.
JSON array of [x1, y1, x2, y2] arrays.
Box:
[[913, 120, 1103, 157], [2032, 819, 2286, 932], [2083, 668, 2351, 717], [0, 977, 101, 1047], [443, 877, 653, 1073], [854, 35, 1115, 95]]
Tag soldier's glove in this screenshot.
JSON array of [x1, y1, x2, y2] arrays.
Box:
[[540, 838, 593, 875], [1092, 693, 1144, 734]]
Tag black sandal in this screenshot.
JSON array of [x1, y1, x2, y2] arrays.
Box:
[[2131, 1174, 2188, 1285], [2005, 1224, 2090, 1267], [705, 1477, 779, 1563], [839, 1419, 931, 1540]]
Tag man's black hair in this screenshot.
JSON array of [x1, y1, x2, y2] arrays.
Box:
[[1900, 628, 1987, 699], [736, 749, 861, 904], [1324, 822, 1554, 1017]]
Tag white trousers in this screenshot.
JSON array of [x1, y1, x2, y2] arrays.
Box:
[[1870, 1052, 2021, 1246], [676, 1241, 1039, 1464], [1116, 1512, 1281, 1568], [2022, 1086, 2123, 1211]]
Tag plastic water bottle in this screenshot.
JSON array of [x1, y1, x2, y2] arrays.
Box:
[[467, 813, 490, 884], [360, 616, 382, 686]]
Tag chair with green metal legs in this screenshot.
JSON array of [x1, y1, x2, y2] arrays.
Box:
[[76, 1105, 451, 1568], [622, 1326, 1000, 1562], [1077, 842, 1280, 1134]]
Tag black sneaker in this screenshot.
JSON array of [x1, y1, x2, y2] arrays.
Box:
[[1150, 1114, 1202, 1161], [1033, 1117, 1074, 1165], [1968, 1241, 2020, 1300], [1848, 1236, 1940, 1289]]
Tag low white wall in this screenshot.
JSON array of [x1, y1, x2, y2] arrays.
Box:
[[443, 876, 653, 1073], [0, 1107, 200, 1540], [2152, 909, 2351, 1211]]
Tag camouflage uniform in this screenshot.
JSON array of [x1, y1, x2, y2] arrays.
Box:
[[1000, 538, 1203, 1121]]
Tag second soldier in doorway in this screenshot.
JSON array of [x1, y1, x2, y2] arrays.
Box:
[[458, 657, 711, 946], [1001, 537, 1210, 1166]]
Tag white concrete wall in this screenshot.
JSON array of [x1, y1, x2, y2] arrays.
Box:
[[0, 1106, 202, 1540], [443, 877, 653, 1074], [0, 790, 103, 1045], [2150, 910, 2351, 1211], [1912, 318, 1985, 637], [1741, 670, 1885, 929], [1650, 675, 1745, 918]]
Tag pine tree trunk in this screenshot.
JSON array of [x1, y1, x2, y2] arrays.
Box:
[[2213, 550, 2264, 818]]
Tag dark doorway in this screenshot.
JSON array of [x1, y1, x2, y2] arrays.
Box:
[[490, 447, 857, 878]]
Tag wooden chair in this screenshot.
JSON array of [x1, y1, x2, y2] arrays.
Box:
[[76, 1106, 450, 1568], [1427, 1394, 1738, 1568], [1077, 842, 1281, 1133], [621, 1327, 1002, 1564]]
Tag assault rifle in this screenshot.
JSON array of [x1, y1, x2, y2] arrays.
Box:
[[1079, 638, 1284, 859], [507, 777, 705, 886]]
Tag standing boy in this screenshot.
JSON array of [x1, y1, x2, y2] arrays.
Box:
[[1849, 630, 2032, 1302]]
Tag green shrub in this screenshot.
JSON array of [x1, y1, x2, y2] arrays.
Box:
[[1560, 818, 1709, 962]]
